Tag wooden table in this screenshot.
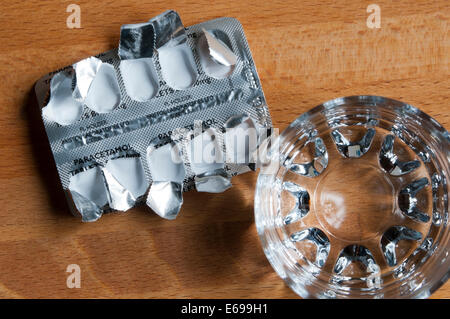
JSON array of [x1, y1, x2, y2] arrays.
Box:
[[0, 0, 448, 298]]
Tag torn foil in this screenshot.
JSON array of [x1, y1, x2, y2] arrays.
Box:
[[42, 71, 84, 126], [72, 57, 121, 114], [83, 63, 121, 113], [149, 10, 186, 48], [203, 29, 237, 66], [119, 22, 155, 60], [72, 57, 103, 101], [147, 182, 183, 220], [152, 10, 197, 90], [146, 139, 186, 219], [67, 190, 103, 222], [67, 165, 109, 222], [102, 168, 136, 211], [195, 169, 232, 193], [119, 22, 160, 102], [198, 29, 237, 79], [186, 128, 232, 193], [102, 152, 148, 211], [224, 114, 260, 170]]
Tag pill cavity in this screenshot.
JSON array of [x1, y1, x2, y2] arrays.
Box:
[[198, 29, 237, 79], [147, 143, 185, 183], [73, 57, 103, 101], [42, 72, 83, 125], [188, 129, 225, 175], [68, 166, 108, 209], [188, 129, 231, 193], [224, 114, 259, 165], [146, 142, 186, 220], [84, 63, 121, 113], [158, 44, 197, 90], [120, 58, 159, 102], [104, 156, 148, 200]]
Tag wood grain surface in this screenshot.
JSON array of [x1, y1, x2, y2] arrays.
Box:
[[0, 0, 448, 298]]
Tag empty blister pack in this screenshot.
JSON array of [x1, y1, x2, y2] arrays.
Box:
[[35, 10, 272, 222]]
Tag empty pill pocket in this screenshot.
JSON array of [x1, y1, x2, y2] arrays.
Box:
[[84, 63, 121, 113], [42, 72, 84, 126], [148, 142, 186, 183], [158, 43, 198, 90], [187, 129, 231, 193], [197, 29, 237, 79], [68, 165, 109, 221], [120, 58, 159, 102], [146, 141, 186, 219], [102, 155, 149, 211]]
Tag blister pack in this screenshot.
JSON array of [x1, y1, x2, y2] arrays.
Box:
[[34, 10, 272, 222]]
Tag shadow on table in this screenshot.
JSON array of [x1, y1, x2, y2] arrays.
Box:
[[137, 182, 277, 292], [21, 87, 70, 217]]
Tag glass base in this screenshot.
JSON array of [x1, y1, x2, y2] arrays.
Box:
[[255, 96, 449, 298]]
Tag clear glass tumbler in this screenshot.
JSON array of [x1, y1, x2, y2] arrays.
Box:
[[255, 96, 449, 298]]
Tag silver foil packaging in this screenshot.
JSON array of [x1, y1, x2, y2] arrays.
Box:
[[119, 22, 159, 102], [180, 127, 232, 193], [146, 138, 186, 219], [103, 151, 148, 211], [35, 10, 272, 221], [42, 71, 84, 126], [198, 28, 237, 79]]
